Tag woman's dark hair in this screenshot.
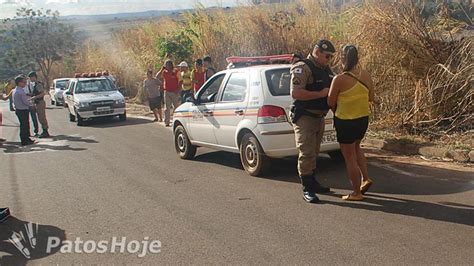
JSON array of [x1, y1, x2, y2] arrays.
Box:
[[195, 59, 203, 65], [342, 45, 358, 72]]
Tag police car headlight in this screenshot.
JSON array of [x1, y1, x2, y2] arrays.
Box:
[[115, 99, 125, 104], [76, 102, 90, 108]]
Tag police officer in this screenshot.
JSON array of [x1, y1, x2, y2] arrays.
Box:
[[290, 40, 335, 203], [27, 71, 50, 138]]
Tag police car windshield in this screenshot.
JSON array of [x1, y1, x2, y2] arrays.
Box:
[[56, 80, 69, 90], [266, 68, 290, 96], [76, 79, 115, 94]]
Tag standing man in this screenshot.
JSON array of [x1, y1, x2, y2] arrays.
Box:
[[27, 71, 50, 138], [157, 60, 181, 127], [143, 70, 163, 122], [203, 56, 216, 81], [191, 59, 206, 94], [12, 75, 35, 146], [25, 75, 39, 137], [177, 61, 193, 103], [290, 40, 335, 203]]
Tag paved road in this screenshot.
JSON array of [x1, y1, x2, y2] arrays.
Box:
[[1, 99, 473, 265]]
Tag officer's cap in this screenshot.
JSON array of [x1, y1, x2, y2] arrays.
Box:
[[315, 40, 336, 53], [27, 71, 37, 77]]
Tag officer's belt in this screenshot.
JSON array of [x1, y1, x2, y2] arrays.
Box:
[[301, 109, 326, 118]]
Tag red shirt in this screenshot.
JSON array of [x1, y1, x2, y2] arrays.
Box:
[[162, 69, 180, 93], [192, 69, 206, 93]]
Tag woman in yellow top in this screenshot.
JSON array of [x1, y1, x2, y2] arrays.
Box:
[[328, 45, 375, 201]]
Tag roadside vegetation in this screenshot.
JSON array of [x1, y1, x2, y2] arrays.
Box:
[[1, 0, 472, 144]]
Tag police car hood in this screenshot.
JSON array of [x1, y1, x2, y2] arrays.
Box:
[[75, 91, 124, 102]]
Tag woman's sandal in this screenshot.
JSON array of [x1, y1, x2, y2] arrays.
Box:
[[360, 179, 374, 195], [342, 194, 364, 201]]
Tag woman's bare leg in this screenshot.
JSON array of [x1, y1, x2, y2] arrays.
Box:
[[355, 140, 370, 182], [340, 143, 362, 195]]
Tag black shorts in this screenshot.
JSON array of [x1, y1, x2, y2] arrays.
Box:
[[334, 116, 369, 144], [148, 96, 162, 110]]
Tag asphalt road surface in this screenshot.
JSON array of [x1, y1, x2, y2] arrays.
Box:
[[1, 99, 473, 265]]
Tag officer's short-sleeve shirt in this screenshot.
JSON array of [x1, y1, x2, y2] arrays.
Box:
[[290, 56, 314, 92]]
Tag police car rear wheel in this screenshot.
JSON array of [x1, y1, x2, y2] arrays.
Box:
[[174, 125, 196, 160], [240, 133, 270, 177], [69, 112, 76, 122]]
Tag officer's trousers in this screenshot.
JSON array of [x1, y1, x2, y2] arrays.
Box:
[[293, 115, 325, 177]]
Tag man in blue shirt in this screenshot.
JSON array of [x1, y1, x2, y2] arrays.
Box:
[[12, 76, 35, 146]]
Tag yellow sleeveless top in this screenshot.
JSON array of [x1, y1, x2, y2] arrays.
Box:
[[335, 79, 370, 120]]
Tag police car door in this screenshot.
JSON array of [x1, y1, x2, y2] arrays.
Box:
[[188, 73, 226, 145], [212, 72, 249, 148]]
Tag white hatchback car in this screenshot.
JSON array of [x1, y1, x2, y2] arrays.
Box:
[[173, 63, 341, 176], [49, 78, 70, 106]]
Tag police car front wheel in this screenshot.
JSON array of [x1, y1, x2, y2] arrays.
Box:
[[174, 125, 197, 160]]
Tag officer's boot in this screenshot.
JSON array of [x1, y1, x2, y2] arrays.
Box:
[[300, 175, 320, 203], [312, 169, 331, 193]]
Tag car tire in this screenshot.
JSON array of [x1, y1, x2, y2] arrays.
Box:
[[76, 113, 84, 126], [69, 112, 76, 122], [174, 125, 196, 160], [51, 99, 55, 105], [328, 150, 344, 162], [55, 101, 61, 106], [119, 112, 126, 121], [240, 133, 270, 177]]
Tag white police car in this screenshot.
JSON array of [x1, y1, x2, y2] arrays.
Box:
[[173, 55, 341, 176], [64, 77, 126, 126]]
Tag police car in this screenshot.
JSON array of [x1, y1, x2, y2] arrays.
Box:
[[173, 55, 341, 176], [64, 75, 126, 126]]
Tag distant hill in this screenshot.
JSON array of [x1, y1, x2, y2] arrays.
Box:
[[60, 9, 181, 22]]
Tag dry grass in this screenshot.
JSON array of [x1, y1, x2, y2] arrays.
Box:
[[62, 0, 473, 139]]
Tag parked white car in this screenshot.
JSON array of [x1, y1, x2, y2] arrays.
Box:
[[64, 77, 126, 126], [173, 64, 342, 176], [49, 78, 69, 106]]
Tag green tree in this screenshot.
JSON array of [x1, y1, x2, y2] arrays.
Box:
[[156, 29, 193, 66], [1, 8, 76, 89]]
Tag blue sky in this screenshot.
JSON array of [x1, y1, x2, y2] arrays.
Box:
[[0, 0, 241, 18]]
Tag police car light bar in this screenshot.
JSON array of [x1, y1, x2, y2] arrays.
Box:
[[226, 54, 294, 65]]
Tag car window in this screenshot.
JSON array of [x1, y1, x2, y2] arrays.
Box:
[[198, 74, 225, 104], [76, 79, 115, 94], [265, 68, 290, 96], [220, 72, 247, 102], [55, 80, 69, 90]]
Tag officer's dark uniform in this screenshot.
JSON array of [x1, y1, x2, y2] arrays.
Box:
[[290, 40, 335, 203]]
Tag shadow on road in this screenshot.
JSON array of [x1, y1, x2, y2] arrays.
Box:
[[194, 150, 473, 196], [324, 193, 474, 226], [195, 150, 474, 226], [0, 216, 65, 265], [85, 117, 153, 128], [0, 135, 95, 154]]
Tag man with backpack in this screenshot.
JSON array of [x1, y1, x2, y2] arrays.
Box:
[[290, 40, 336, 203]]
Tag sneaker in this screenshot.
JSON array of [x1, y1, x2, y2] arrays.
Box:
[[303, 191, 320, 203], [33, 133, 40, 137], [0, 207, 10, 223], [39, 131, 50, 138], [21, 139, 36, 146]]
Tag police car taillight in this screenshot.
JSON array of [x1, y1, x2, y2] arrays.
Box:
[[257, 105, 287, 124]]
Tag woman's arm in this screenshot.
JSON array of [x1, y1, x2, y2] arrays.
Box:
[[327, 75, 341, 112]]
